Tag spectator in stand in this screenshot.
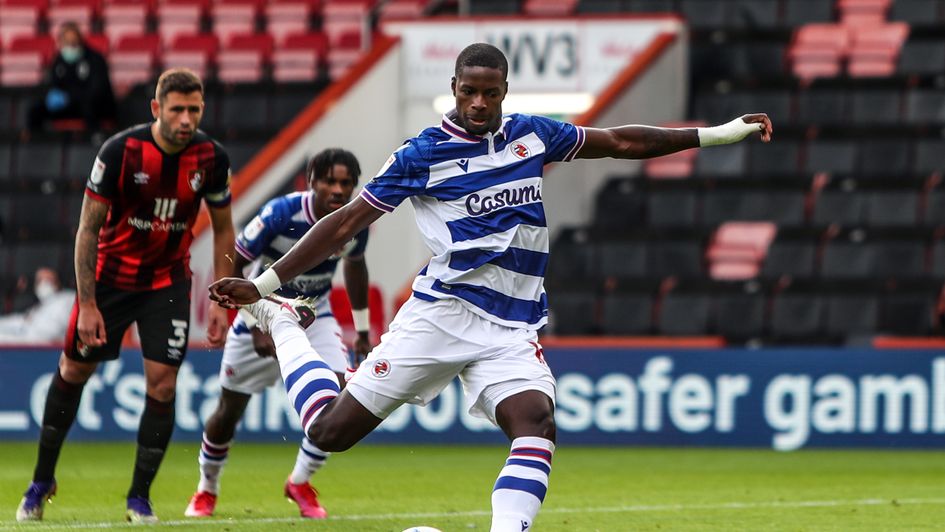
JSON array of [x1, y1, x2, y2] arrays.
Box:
[[0, 268, 76, 344], [28, 22, 116, 132]]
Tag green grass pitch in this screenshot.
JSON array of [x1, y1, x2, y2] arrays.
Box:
[[1, 442, 943, 531]]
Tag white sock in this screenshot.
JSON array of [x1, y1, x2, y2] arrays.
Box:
[[288, 437, 330, 485], [197, 434, 230, 495], [271, 313, 340, 434], [490, 436, 554, 532]]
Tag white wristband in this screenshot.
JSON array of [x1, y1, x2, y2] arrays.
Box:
[[697, 117, 762, 147], [352, 308, 370, 332], [251, 268, 282, 298]]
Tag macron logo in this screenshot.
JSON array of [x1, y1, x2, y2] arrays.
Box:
[[455, 159, 469, 173]]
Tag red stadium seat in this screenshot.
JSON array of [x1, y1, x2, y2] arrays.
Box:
[[217, 32, 272, 82], [282, 31, 328, 56], [156, 3, 202, 46], [523, 0, 576, 16], [707, 222, 777, 280], [162, 50, 208, 78], [103, 2, 148, 47], [0, 51, 44, 86], [47, 2, 94, 35], [0, 5, 41, 49], [111, 34, 158, 95], [272, 49, 317, 81], [9, 34, 55, 63], [790, 23, 850, 81], [171, 33, 219, 60], [377, 0, 428, 20], [838, 0, 891, 25], [84, 32, 110, 54], [322, 0, 371, 47], [265, 2, 311, 45], [847, 22, 909, 77], [211, 1, 257, 45]]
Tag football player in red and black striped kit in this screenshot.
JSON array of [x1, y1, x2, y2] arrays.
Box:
[[16, 69, 236, 524]]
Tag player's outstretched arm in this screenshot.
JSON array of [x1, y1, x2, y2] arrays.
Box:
[[209, 197, 384, 307], [577, 114, 772, 160]]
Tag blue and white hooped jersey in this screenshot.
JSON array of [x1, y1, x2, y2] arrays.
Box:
[[360, 112, 585, 330], [235, 190, 369, 301]]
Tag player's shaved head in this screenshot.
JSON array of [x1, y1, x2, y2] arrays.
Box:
[[454, 43, 508, 79], [155, 68, 203, 102]]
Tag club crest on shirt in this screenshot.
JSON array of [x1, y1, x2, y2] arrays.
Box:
[[188, 169, 205, 192], [510, 141, 530, 159], [372, 359, 391, 378]]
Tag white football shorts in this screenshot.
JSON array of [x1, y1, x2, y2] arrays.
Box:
[[346, 296, 555, 424], [219, 298, 350, 395]]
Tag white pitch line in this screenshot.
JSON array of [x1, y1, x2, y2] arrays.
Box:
[[3, 497, 943, 530]]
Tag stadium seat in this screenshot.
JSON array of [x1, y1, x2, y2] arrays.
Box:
[[10, 242, 60, 281], [523, 0, 576, 16], [657, 280, 712, 336], [865, 184, 920, 227], [549, 289, 598, 335], [713, 280, 766, 340], [102, 2, 148, 48], [598, 240, 647, 279], [217, 33, 273, 83], [762, 227, 822, 279], [838, 0, 892, 25], [694, 143, 746, 178], [576, 0, 623, 13], [797, 88, 848, 126], [110, 34, 160, 95], [47, 2, 94, 35], [647, 231, 705, 277], [847, 23, 910, 77], [914, 138, 945, 176], [930, 239, 945, 276], [13, 141, 63, 182], [219, 91, 269, 131], [591, 178, 645, 231], [270, 85, 320, 127], [804, 139, 856, 174], [63, 141, 99, 184], [377, 0, 429, 19], [0, 51, 44, 86], [856, 138, 911, 177], [645, 179, 699, 228], [679, 0, 727, 30], [783, 0, 836, 27], [926, 185, 945, 227], [747, 138, 801, 177], [224, 139, 265, 171], [156, 4, 203, 47], [0, 144, 11, 179], [880, 279, 942, 335], [468, 0, 521, 14], [849, 88, 902, 125], [813, 178, 866, 226], [601, 287, 654, 335], [627, 0, 674, 12], [0, 4, 41, 49], [890, 0, 943, 26], [8, 34, 56, 63], [821, 228, 926, 280], [898, 39, 945, 76], [729, 0, 779, 29], [770, 281, 826, 340], [211, 1, 258, 45], [905, 89, 945, 126], [824, 282, 881, 338], [707, 221, 777, 280], [265, 2, 311, 44], [547, 228, 597, 281], [703, 182, 806, 226], [790, 24, 849, 80]]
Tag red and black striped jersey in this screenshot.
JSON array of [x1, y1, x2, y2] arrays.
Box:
[[84, 123, 231, 291]]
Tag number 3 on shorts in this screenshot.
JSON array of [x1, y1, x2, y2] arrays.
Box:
[[169, 319, 188, 348]]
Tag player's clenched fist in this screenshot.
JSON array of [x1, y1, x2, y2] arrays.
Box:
[[209, 278, 261, 308]]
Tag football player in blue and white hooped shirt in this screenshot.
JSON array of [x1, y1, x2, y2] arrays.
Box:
[[187, 149, 370, 520], [210, 43, 773, 531]]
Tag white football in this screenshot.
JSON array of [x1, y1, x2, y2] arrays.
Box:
[[401, 528, 443, 532]]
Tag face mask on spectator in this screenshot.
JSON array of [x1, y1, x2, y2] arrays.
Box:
[[35, 281, 57, 301], [60, 45, 81, 64]]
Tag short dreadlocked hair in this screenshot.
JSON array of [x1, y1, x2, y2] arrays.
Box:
[[306, 148, 362, 187], [454, 43, 508, 79]]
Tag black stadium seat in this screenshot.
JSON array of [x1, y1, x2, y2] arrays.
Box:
[[713, 280, 766, 340], [857, 139, 911, 177], [898, 40, 945, 75], [657, 280, 711, 336], [914, 139, 945, 175], [550, 290, 598, 336], [695, 142, 747, 178], [824, 282, 882, 338], [646, 179, 700, 228], [805, 139, 856, 174], [598, 240, 647, 279], [601, 280, 658, 335], [762, 228, 821, 278], [797, 89, 847, 127], [14, 141, 64, 181], [770, 282, 826, 340], [592, 178, 645, 230], [850, 89, 902, 126]]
